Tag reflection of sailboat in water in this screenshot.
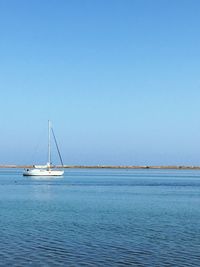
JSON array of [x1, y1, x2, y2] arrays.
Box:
[[23, 121, 64, 176]]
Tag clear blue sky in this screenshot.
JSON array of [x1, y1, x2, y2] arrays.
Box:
[[0, 0, 200, 165]]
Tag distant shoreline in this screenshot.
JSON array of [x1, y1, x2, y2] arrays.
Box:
[[1, 165, 200, 170]]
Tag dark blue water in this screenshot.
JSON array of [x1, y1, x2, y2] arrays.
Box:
[[0, 168, 200, 266]]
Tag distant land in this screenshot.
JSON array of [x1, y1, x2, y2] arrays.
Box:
[[1, 165, 200, 170]]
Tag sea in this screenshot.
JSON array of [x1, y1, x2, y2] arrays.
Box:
[[0, 168, 199, 266]]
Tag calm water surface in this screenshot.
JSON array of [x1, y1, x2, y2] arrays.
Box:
[[0, 168, 200, 266]]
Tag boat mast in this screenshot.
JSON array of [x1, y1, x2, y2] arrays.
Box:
[[48, 120, 51, 167]]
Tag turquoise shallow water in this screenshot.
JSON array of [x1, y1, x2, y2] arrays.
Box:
[[0, 168, 200, 266]]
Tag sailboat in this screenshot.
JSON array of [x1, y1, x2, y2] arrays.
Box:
[[23, 121, 64, 176]]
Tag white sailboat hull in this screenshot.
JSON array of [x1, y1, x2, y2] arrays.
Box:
[[23, 168, 64, 176], [23, 121, 65, 177]]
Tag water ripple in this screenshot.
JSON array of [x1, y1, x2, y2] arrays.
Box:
[[0, 169, 200, 266]]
